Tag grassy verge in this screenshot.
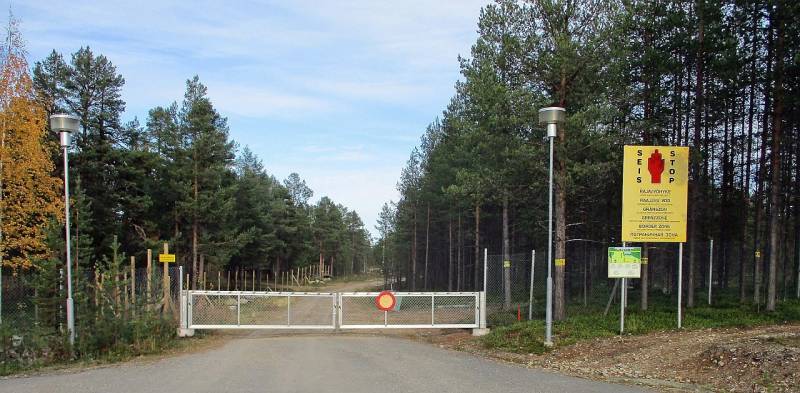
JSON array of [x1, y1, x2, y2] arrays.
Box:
[[483, 290, 800, 354], [0, 314, 199, 376]]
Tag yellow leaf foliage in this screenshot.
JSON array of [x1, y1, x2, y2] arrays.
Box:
[[1, 15, 64, 269]]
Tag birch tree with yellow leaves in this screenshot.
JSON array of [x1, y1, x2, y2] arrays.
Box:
[[0, 14, 62, 270]]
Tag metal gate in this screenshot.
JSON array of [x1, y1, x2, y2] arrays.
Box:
[[181, 290, 484, 331], [338, 292, 480, 329], [186, 291, 336, 329]]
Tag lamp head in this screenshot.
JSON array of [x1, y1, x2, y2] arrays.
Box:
[[50, 114, 79, 147], [538, 107, 566, 138]]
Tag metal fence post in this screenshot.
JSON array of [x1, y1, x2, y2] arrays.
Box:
[[287, 293, 292, 326], [237, 293, 241, 326], [708, 239, 713, 305], [431, 294, 435, 326], [529, 250, 535, 320], [336, 293, 342, 329], [483, 248, 488, 292], [479, 291, 487, 329]]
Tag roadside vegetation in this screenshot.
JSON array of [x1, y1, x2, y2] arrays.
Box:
[[483, 290, 800, 354]]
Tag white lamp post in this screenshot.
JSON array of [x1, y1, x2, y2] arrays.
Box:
[[538, 106, 565, 347], [50, 114, 79, 346]]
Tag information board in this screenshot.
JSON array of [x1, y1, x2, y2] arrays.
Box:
[[621, 145, 689, 242], [608, 247, 641, 278]]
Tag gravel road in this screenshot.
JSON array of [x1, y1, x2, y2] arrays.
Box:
[[1, 334, 648, 393]]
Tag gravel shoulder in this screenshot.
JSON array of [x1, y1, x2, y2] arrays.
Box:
[[419, 323, 800, 392]]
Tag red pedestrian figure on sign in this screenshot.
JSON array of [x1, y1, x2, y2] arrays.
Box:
[[648, 150, 665, 183]]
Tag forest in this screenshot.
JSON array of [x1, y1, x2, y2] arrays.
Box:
[[1, 16, 372, 287], [378, 0, 799, 318]]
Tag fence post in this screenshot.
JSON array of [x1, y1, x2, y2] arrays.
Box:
[[146, 249, 152, 310], [529, 250, 535, 320], [130, 256, 136, 312], [708, 239, 713, 305], [483, 248, 488, 292], [237, 292, 241, 326], [287, 293, 291, 326], [162, 243, 170, 312], [473, 291, 488, 336], [431, 294, 435, 326], [178, 265, 195, 337]]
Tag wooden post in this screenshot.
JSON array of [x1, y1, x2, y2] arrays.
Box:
[[130, 256, 136, 312], [218, 271, 221, 291], [252, 270, 255, 292], [162, 243, 171, 312], [146, 249, 152, 310], [123, 271, 129, 314], [227, 270, 230, 291]]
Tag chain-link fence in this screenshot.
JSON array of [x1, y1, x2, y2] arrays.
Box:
[[0, 266, 182, 337], [479, 240, 756, 326], [484, 252, 543, 322]]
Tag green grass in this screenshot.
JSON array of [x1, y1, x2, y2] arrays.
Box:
[[482, 290, 800, 354]]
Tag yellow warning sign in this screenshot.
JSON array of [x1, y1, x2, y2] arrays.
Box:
[[622, 146, 689, 243], [503, 260, 511, 268], [159, 253, 176, 263], [555, 258, 565, 267]]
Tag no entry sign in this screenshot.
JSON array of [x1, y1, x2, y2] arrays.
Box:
[[375, 291, 396, 311]]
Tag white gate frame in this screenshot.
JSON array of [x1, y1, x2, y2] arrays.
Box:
[[179, 290, 488, 335]]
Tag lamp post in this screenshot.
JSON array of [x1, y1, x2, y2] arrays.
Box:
[[538, 106, 565, 347], [50, 114, 79, 346]]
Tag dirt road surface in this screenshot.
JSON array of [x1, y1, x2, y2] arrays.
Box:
[[0, 334, 649, 393]]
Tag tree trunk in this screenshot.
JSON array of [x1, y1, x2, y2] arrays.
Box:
[[766, 2, 785, 312], [199, 254, 205, 290], [688, 6, 706, 309], [502, 195, 511, 310], [411, 205, 417, 291], [318, 248, 323, 280], [754, 17, 774, 306], [474, 203, 481, 290], [424, 203, 430, 289], [457, 213, 463, 291], [448, 219, 454, 291], [741, 5, 758, 303], [554, 116, 567, 321], [192, 156, 199, 290]]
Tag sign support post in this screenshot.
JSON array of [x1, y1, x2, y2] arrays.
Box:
[[678, 242, 683, 328], [609, 246, 640, 334]]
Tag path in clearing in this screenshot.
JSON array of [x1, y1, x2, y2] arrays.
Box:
[[1, 335, 649, 393]]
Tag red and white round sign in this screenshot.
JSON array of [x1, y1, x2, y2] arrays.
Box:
[[375, 290, 396, 311]]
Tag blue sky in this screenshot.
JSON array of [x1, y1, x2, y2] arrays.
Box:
[[8, 0, 487, 236]]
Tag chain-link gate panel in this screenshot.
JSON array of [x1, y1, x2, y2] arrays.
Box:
[[188, 291, 336, 329], [339, 292, 479, 329]]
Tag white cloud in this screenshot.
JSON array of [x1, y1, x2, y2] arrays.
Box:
[[205, 83, 337, 118]]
